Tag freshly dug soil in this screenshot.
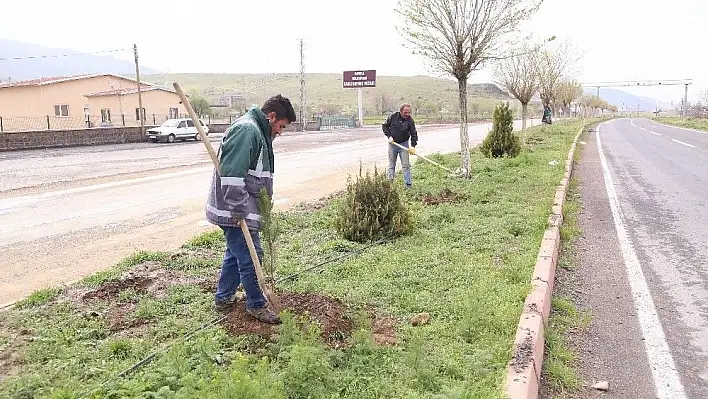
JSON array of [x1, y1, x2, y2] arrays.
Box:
[[422, 188, 467, 205], [223, 292, 355, 348]]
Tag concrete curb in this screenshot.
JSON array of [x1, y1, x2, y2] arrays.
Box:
[[505, 124, 588, 399]]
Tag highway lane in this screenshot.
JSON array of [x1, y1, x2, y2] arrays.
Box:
[[0, 119, 535, 306], [582, 118, 708, 398]]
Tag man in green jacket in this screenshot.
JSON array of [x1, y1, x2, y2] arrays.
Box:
[[207, 94, 296, 324]]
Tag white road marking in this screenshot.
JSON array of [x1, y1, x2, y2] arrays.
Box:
[[671, 139, 696, 148], [596, 121, 687, 399], [651, 131, 662, 136], [631, 119, 639, 128], [640, 127, 648, 131]]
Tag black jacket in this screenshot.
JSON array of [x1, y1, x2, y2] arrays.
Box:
[[382, 112, 418, 147]]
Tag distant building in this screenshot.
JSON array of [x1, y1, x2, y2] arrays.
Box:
[[214, 93, 246, 109], [0, 73, 187, 132]]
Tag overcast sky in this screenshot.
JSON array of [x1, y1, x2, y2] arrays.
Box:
[[1, 0, 706, 102]]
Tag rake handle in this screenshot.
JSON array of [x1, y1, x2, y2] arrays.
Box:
[[389, 141, 455, 173]]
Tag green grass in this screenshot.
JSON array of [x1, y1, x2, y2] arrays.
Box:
[[0, 119, 597, 398], [654, 116, 708, 132], [13, 287, 63, 309], [542, 159, 592, 396], [141, 73, 540, 120]]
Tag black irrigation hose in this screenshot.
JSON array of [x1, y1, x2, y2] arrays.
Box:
[[97, 314, 227, 391], [275, 237, 393, 284]]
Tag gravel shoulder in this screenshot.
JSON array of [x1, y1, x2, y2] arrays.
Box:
[[540, 126, 656, 398]]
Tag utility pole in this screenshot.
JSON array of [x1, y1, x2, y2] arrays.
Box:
[[134, 43, 145, 136], [683, 83, 689, 118], [298, 38, 306, 132]]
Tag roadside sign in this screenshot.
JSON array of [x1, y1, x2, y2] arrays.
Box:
[[343, 70, 376, 88]]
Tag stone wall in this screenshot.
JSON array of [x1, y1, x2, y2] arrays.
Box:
[[0, 120, 322, 152], [0, 126, 154, 151]]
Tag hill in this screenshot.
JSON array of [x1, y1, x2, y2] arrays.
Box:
[[0, 39, 161, 81], [585, 87, 672, 112], [142, 73, 516, 117]]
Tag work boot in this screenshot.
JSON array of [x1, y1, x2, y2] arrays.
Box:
[[246, 305, 281, 324], [213, 300, 233, 313], [213, 291, 244, 313]]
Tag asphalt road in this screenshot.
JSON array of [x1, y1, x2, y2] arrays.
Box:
[[0, 119, 537, 307], [571, 118, 708, 398]]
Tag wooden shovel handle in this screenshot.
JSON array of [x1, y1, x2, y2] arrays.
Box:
[[239, 220, 281, 311]]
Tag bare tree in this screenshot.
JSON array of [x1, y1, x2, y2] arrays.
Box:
[[493, 44, 538, 134], [553, 80, 584, 117], [374, 90, 394, 115], [397, 0, 543, 178], [535, 40, 578, 115]]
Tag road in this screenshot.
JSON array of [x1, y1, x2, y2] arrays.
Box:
[[0, 119, 536, 307], [569, 118, 708, 398]]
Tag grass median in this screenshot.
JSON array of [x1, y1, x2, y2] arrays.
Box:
[[0, 119, 595, 399], [655, 116, 708, 131]]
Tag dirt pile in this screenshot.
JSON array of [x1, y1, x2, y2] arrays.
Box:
[[223, 292, 355, 348], [422, 188, 467, 205]]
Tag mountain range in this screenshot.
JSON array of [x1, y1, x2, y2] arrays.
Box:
[[0, 38, 161, 82], [1, 39, 673, 112], [584, 87, 673, 112]]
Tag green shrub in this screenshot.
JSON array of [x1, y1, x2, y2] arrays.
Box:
[[481, 102, 521, 158], [335, 165, 413, 243]]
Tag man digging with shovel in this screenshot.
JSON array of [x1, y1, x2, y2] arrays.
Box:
[[207, 95, 296, 324]]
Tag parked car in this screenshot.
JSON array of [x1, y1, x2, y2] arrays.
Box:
[[147, 118, 209, 143]]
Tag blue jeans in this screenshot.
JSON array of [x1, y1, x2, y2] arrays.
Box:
[[388, 140, 412, 186], [215, 226, 266, 309]]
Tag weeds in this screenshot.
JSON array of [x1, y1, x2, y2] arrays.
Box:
[[542, 138, 591, 396], [0, 120, 599, 399]]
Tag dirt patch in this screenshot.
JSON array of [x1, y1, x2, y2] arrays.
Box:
[[82, 276, 153, 301], [223, 292, 354, 348], [422, 188, 467, 205], [372, 316, 398, 346], [79, 261, 201, 302], [0, 330, 21, 383], [295, 190, 345, 213], [76, 260, 216, 337]]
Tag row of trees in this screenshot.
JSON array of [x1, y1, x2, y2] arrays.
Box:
[[396, 0, 618, 178]]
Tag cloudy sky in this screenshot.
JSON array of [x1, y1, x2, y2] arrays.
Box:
[[1, 0, 705, 102]]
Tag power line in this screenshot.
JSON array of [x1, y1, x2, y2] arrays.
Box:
[[0, 48, 129, 62]]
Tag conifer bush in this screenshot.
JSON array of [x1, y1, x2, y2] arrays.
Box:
[[481, 102, 522, 158], [335, 165, 413, 243]]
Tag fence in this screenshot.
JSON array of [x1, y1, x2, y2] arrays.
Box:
[[317, 115, 357, 130], [0, 113, 241, 133]]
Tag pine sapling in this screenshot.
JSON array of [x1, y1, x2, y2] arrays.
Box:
[[480, 102, 522, 158], [257, 187, 281, 290]]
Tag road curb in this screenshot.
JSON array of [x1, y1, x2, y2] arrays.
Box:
[[505, 124, 588, 399]]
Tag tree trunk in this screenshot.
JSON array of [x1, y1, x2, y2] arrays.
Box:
[[521, 102, 528, 144], [457, 77, 471, 179]]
